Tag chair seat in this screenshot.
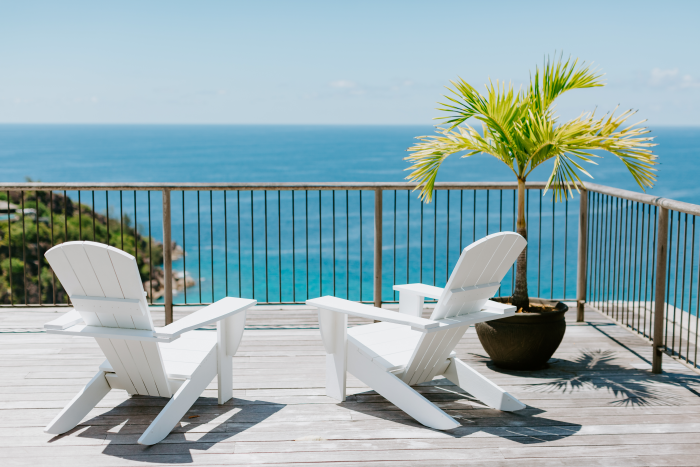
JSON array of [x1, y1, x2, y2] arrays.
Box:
[[348, 322, 423, 372], [99, 330, 217, 381]]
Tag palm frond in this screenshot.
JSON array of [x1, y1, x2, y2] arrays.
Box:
[[406, 53, 657, 204]]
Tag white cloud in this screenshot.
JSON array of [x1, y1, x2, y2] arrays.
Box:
[[681, 74, 700, 89], [649, 68, 700, 89], [649, 68, 678, 86], [329, 80, 357, 89]]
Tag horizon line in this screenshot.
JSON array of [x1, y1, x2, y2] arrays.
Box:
[[1, 122, 699, 128]]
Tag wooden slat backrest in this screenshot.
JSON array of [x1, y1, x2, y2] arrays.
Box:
[[399, 232, 525, 385], [45, 241, 171, 397], [429, 232, 526, 321], [401, 326, 467, 385]]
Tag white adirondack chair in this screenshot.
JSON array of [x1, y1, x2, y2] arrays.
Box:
[[42, 241, 256, 445], [306, 231, 527, 430]]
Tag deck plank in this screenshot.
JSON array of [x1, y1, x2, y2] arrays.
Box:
[[0, 304, 699, 465]]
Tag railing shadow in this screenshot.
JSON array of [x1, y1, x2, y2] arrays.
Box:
[[47, 397, 285, 463]]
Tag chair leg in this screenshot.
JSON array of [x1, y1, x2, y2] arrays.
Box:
[[442, 357, 526, 411], [217, 353, 233, 405], [319, 309, 347, 401], [45, 370, 111, 435], [217, 312, 245, 404], [138, 348, 218, 445], [348, 348, 460, 430]]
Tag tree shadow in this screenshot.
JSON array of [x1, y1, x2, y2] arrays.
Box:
[[47, 396, 285, 463], [467, 319, 700, 407], [511, 349, 694, 407]]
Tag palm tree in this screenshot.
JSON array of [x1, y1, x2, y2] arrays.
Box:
[[405, 55, 657, 311]]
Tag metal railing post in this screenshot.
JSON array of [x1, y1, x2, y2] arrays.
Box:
[[576, 189, 588, 322], [374, 188, 383, 308], [652, 206, 669, 374], [162, 189, 173, 325]]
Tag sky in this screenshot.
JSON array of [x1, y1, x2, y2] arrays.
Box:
[[1, 0, 699, 125]]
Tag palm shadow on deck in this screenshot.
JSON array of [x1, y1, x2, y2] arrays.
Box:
[[514, 348, 700, 406], [47, 397, 285, 463]]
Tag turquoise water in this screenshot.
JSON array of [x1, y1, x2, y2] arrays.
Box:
[[1, 125, 698, 303]]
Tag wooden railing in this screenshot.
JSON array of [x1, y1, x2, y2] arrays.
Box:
[[1, 180, 699, 374]]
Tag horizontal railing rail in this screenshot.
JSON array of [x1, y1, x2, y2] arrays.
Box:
[[1, 180, 699, 374], [585, 183, 700, 217], [0, 182, 550, 191]]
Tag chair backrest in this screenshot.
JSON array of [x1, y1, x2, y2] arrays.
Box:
[[45, 241, 171, 397], [430, 231, 526, 321], [398, 232, 525, 386]]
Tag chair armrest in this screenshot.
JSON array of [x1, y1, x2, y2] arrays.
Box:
[[482, 300, 516, 314], [306, 296, 439, 331], [47, 324, 171, 342], [153, 297, 256, 339], [392, 283, 444, 299], [44, 309, 83, 330]]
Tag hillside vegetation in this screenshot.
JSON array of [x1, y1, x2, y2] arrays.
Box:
[[0, 190, 163, 305]]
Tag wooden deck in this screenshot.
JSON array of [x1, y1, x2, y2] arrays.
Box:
[[1, 304, 700, 466]]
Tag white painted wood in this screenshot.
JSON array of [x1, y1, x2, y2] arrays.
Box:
[[44, 245, 99, 326], [450, 282, 500, 295], [154, 297, 256, 339], [59, 242, 119, 328], [393, 283, 443, 298], [479, 233, 524, 285], [140, 341, 172, 397], [56, 243, 150, 394], [217, 320, 233, 405], [159, 331, 218, 380], [223, 310, 246, 356], [104, 372, 126, 390], [93, 337, 138, 394], [138, 346, 218, 445], [127, 340, 162, 396], [348, 323, 422, 372], [307, 296, 439, 331], [105, 244, 155, 331], [46, 324, 169, 342], [397, 291, 424, 317], [110, 338, 148, 395], [430, 232, 526, 320], [410, 327, 462, 385], [347, 341, 460, 430], [44, 370, 111, 434], [442, 357, 526, 411], [400, 331, 439, 384], [482, 300, 516, 313], [43, 309, 83, 330], [43, 241, 250, 443], [420, 327, 469, 384], [319, 309, 347, 401], [318, 308, 335, 354], [70, 296, 146, 317], [306, 232, 527, 430], [89, 242, 171, 398]]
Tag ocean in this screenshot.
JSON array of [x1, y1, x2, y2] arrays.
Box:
[[1, 124, 698, 304]]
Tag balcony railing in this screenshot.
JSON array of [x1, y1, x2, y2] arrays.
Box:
[[1, 181, 698, 374]]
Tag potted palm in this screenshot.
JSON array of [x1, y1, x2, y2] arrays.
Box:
[[405, 55, 657, 370]]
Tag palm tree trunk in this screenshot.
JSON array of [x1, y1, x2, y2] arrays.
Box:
[[511, 178, 529, 311]]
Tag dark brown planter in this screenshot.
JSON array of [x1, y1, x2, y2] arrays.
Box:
[[475, 298, 568, 370]]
